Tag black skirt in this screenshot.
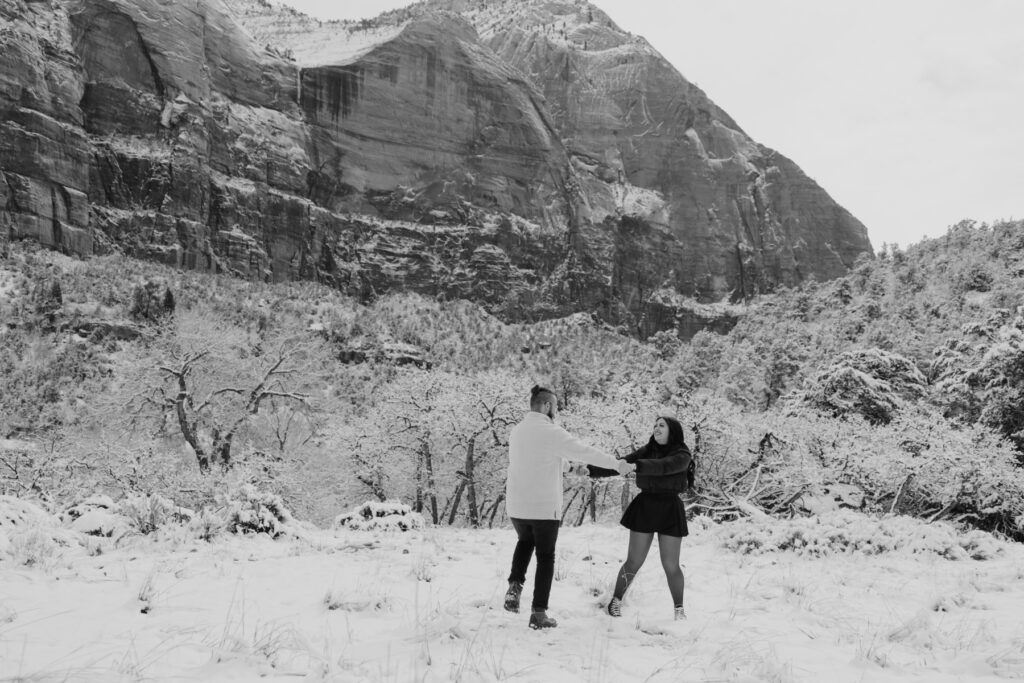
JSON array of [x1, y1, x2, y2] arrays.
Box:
[[620, 491, 689, 537]]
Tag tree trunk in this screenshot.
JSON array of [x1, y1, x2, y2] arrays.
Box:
[[487, 494, 505, 528], [562, 488, 581, 522], [588, 480, 597, 522], [465, 437, 479, 528], [691, 422, 703, 456], [621, 478, 631, 512], [212, 428, 233, 470], [413, 444, 424, 514], [447, 480, 466, 525], [413, 444, 434, 524], [574, 487, 589, 526], [173, 382, 208, 473], [357, 475, 387, 502], [423, 442, 438, 524], [574, 482, 596, 527]]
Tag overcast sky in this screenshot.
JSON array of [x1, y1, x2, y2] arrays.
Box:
[[276, 0, 1024, 249]]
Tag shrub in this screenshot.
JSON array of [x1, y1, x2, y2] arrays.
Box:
[[61, 494, 117, 522], [7, 527, 61, 568], [334, 500, 425, 532], [717, 510, 1003, 560], [119, 493, 194, 534], [62, 495, 130, 539], [189, 508, 225, 542], [0, 496, 76, 568], [805, 349, 925, 424], [0, 495, 57, 529], [954, 262, 994, 294], [223, 484, 294, 537]]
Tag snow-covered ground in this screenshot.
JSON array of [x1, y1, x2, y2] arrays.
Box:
[[3, 513, 1024, 682]]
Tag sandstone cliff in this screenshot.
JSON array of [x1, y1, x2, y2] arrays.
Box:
[[0, 0, 872, 338]]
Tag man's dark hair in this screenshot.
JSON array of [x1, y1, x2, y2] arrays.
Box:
[[529, 384, 556, 410]]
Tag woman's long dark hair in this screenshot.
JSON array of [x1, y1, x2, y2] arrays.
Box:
[[647, 416, 686, 452], [647, 416, 695, 489]]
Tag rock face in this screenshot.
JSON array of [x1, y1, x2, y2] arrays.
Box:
[[0, 0, 872, 338]]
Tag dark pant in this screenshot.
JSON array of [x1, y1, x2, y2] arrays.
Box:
[[508, 518, 561, 611]]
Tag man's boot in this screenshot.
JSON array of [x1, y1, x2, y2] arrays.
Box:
[[503, 581, 524, 612], [528, 610, 558, 629]]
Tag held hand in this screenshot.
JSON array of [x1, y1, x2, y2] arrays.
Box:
[[617, 461, 636, 476]]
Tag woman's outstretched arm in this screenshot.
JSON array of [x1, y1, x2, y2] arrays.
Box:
[[620, 445, 647, 463], [633, 444, 692, 476]]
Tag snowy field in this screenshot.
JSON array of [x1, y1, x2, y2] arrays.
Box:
[[3, 512, 1024, 682]]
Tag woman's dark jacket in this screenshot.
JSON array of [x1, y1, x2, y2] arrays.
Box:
[[588, 442, 693, 494]]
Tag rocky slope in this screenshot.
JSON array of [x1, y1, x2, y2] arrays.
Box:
[[0, 0, 871, 337]]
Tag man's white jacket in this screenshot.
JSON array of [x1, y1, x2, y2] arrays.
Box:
[[506, 411, 620, 520]]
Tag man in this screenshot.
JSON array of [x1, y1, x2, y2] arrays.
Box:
[[504, 385, 635, 629]]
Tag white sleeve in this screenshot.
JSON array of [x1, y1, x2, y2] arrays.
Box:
[[547, 423, 619, 469]]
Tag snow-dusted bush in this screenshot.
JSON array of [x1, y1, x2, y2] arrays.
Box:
[[7, 527, 61, 568], [805, 349, 926, 424], [61, 494, 116, 522], [119, 493, 194, 535], [224, 484, 294, 537], [61, 494, 129, 538], [933, 312, 1024, 452], [717, 510, 1003, 560], [188, 508, 225, 542], [672, 396, 1024, 540], [826, 413, 1024, 536], [0, 495, 57, 529], [334, 500, 425, 532], [0, 496, 74, 568], [171, 485, 299, 541]]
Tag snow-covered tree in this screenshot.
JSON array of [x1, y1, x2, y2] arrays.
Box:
[[804, 348, 926, 424]]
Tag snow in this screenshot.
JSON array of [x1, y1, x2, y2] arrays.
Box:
[[228, 0, 407, 68], [0, 496, 54, 529], [3, 507, 1024, 681], [611, 182, 666, 219], [103, 134, 174, 160], [68, 509, 126, 537], [649, 288, 747, 318]]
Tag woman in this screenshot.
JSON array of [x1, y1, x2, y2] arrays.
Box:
[[598, 416, 694, 620]]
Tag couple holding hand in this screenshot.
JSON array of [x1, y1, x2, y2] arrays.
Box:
[[504, 385, 694, 629]]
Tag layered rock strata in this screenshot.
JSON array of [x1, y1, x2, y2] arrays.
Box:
[[0, 0, 872, 338]]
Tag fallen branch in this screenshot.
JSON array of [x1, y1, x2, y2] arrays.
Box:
[[890, 474, 914, 514], [731, 498, 771, 522], [745, 465, 763, 499], [926, 499, 958, 523], [774, 486, 810, 512]]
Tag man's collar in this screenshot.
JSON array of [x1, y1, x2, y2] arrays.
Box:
[[525, 411, 553, 423]]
